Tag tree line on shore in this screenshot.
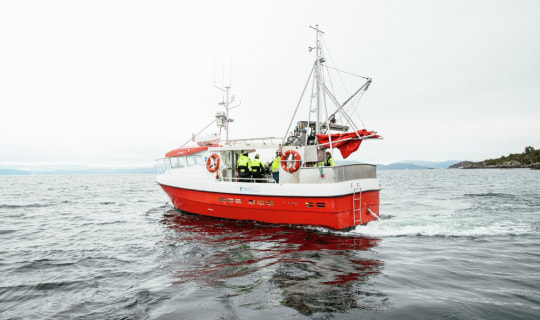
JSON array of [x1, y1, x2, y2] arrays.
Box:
[[450, 146, 540, 169]]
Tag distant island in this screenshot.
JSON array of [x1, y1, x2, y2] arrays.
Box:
[[449, 146, 540, 169], [0, 166, 155, 176], [0, 169, 32, 175], [376, 160, 459, 170]]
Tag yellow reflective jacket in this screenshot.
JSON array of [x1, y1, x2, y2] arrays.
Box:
[[316, 155, 335, 167], [326, 155, 335, 166], [270, 156, 280, 172], [237, 155, 252, 173], [251, 158, 265, 173]]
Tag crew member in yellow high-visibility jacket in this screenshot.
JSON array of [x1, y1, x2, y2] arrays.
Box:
[[237, 151, 252, 181], [317, 150, 335, 167], [270, 151, 281, 183], [250, 154, 266, 182]]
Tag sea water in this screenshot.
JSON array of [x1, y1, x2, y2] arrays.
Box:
[[0, 169, 539, 319]]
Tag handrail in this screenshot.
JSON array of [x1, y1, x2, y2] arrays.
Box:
[[223, 137, 282, 148], [219, 176, 276, 183]]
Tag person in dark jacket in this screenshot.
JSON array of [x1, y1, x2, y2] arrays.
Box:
[[250, 154, 266, 182], [237, 151, 252, 181]]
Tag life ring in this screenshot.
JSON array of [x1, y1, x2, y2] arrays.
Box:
[[280, 150, 301, 173], [206, 154, 220, 172]]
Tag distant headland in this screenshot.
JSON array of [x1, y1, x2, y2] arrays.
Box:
[[0, 166, 155, 176], [450, 146, 540, 169]]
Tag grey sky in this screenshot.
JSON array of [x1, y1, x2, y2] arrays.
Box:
[[1, 0, 539, 167]]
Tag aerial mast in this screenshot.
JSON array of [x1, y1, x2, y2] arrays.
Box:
[[214, 73, 240, 144], [310, 25, 324, 136]]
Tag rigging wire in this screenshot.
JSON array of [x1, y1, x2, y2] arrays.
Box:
[[180, 118, 218, 148], [321, 80, 334, 154], [322, 84, 360, 133], [348, 91, 367, 129], [320, 37, 371, 128], [321, 37, 351, 98], [324, 64, 371, 81], [282, 64, 316, 144], [318, 40, 338, 98], [309, 68, 317, 113]]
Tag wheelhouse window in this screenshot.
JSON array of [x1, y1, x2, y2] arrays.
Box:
[[170, 156, 187, 168], [169, 155, 204, 168], [155, 158, 171, 174], [187, 155, 204, 167]]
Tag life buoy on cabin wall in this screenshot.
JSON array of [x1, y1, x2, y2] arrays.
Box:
[[206, 154, 220, 172], [280, 150, 301, 173]]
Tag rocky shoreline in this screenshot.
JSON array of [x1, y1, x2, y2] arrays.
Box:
[[449, 160, 540, 169], [449, 146, 540, 169]]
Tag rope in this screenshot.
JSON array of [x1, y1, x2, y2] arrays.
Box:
[[367, 207, 380, 220], [180, 118, 217, 148]]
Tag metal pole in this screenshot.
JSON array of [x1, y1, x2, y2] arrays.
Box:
[[315, 26, 321, 136], [225, 86, 230, 142]]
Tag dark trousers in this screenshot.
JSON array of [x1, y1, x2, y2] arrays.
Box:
[[238, 168, 250, 182]]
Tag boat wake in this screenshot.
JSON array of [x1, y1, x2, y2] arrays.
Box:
[[349, 212, 537, 238]]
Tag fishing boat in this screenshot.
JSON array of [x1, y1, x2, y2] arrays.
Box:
[[156, 26, 382, 231]]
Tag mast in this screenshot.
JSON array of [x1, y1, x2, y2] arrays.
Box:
[[224, 85, 231, 141], [310, 25, 324, 136], [215, 83, 240, 144]]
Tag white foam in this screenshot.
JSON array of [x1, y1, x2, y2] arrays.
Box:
[[349, 218, 535, 238]]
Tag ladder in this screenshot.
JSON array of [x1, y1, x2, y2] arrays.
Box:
[[352, 187, 362, 225]]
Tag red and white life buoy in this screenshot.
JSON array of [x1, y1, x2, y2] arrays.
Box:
[[206, 154, 220, 172], [280, 150, 301, 173]]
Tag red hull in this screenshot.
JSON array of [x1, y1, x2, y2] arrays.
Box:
[[159, 184, 379, 230]]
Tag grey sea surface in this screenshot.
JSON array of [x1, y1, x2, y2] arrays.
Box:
[[0, 169, 539, 319]]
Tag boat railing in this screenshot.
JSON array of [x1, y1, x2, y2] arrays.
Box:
[[219, 176, 277, 183], [293, 163, 377, 184], [319, 163, 376, 182], [224, 137, 282, 148]]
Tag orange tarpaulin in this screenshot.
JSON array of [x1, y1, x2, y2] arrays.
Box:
[[316, 129, 379, 159]]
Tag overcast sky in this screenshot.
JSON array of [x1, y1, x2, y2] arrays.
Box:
[[1, 0, 539, 167]]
